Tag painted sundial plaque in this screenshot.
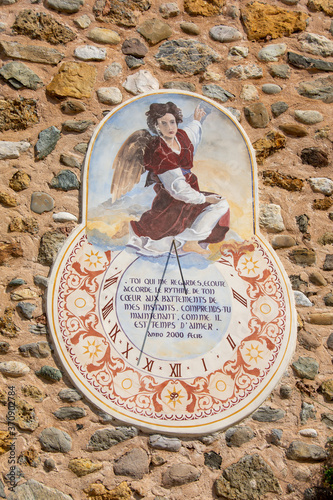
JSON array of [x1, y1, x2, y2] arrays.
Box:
[[48, 91, 296, 435]]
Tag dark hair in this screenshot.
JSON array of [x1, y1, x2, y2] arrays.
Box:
[[146, 102, 183, 134]]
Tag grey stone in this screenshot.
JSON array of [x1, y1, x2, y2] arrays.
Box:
[[50, 170, 79, 191], [137, 18, 172, 45], [34, 276, 48, 288], [280, 384, 292, 399], [271, 235, 296, 248], [262, 83, 282, 94], [258, 43, 287, 62], [299, 331, 321, 351], [292, 357, 319, 380], [162, 463, 201, 487], [163, 81, 196, 91], [228, 46, 249, 60], [327, 333, 333, 349], [299, 428, 317, 438], [93, 0, 151, 28], [0, 479, 5, 497], [155, 39, 219, 75], [58, 388, 82, 402], [269, 64, 291, 79], [74, 45, 106, 61], [30, 192, 54, 214], [299, 33, 333, 58], [9, 278, 26, 286], [125, 55, 145, 68], [180, 21, 200, 35], [288, 51, 333, 72], [0, 341, 10, 354], [159, 2, 180, 18], [286, 441, 327, 462], [204, 451, 222, 470], [10, 479, 70, 500], [45, 0, 84, 13], [252, 406, 285, 422], [44, 457, 56, 470], [226, 64, 263, 80], [0, 41, 63, 65], [53, 407, 86, 420], [0, 141, 30, 160], [240, 84, 258, 101], [244, 103, 270, 128], [17, 302, 36, 319], [39, 427, 72, 452], [149, 434, 181, 452], [321, 413, 333, 428], [202, 84, 234, 103], [74, 14, 91, 29], [323, 255, 333, 271], [19, 342, 50, 358], [0, 61, 43, 90], [297, 75, 333, 103], [294, 291, 313, 307], [87, 27, 120, 45], [296, 214, 309, 233], [4, 467, 24, 488], [209, 25, 242, 43], [271, 101, 289, 117], [268, 428, 283, 445], [308, 177, 333, 195], [88, 426, 138, 451], [123, 70, 159, 95], [60, 100, 86, 114], [104, 63, 122, 80], [74, 142, 88, 154], [53, 212, 78, 222], [259, 204, 285, 233], [35, 126, 61, 161], [29, 324, 48, 335], [225, 426, 254, 447], [309, 271, 327, 286], [36, 365, 62, 381], [62, 120, 93, 133], [122, 38, 148, 58], [295, 110, 323, 124], [60, 154, 81, 169], [215, 454, 281, 499], [114, 448, 149, 479], [0, 361, 29, 377]]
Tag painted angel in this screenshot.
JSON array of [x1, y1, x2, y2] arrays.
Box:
[[110, 101, 230, 256]]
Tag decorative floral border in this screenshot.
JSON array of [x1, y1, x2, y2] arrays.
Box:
[[56, 236, 287, 422]]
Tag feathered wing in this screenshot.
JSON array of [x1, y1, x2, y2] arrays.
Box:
[[111, 129, 152, 203]]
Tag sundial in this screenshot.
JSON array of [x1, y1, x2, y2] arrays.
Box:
[[48, 90, 296, 434]]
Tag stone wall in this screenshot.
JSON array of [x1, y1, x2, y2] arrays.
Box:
[[0, 0, 333, 498]]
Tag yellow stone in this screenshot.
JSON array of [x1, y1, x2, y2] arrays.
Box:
[[10, 288, 39, 301], [68, 458, 103, 477], [85, 481, 131, 499], [0, 431, 13, 455], [46, 62, 97, 99], [87, 28, 120, 45], [241, 1, 308, 41], [308, 0, 333, 16], [184, 0, 224, 16]]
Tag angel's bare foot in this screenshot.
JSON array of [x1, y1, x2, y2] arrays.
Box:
[[113, 221, 129, 238], [182, 241, 210, 255]]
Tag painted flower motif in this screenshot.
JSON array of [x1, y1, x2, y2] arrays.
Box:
[[96, 370, 112, 385], [113, 370, 140, 398], [66, 288, 95, 317], [207, 371, 235, 402], [238, 251, 265, 278], [252, 294, 279, 323]]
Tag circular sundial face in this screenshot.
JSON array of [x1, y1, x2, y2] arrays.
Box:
[[48, 91, 296, 435]]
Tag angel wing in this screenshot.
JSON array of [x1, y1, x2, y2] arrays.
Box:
[[111, 129, 152, 203]]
